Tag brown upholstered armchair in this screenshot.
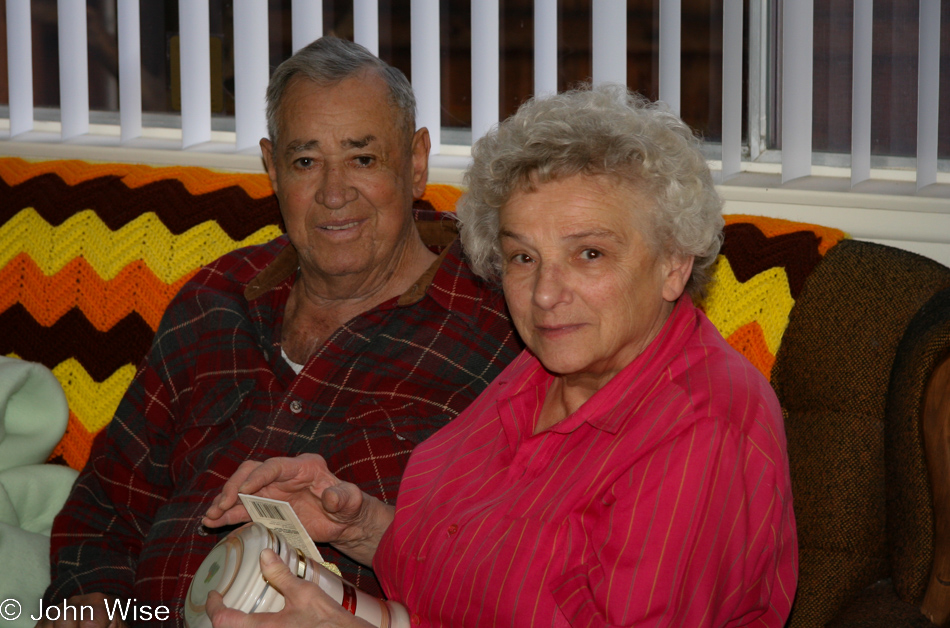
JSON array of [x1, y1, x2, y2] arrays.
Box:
[[764, 238, 950, 627]]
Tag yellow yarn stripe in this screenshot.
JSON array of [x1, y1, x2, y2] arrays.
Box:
[[50, 359, 136, 434], [0, 208, 282, 283], [704, 256, 794, 356]]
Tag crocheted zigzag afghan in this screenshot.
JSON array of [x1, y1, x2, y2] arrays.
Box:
[[704, 215, 847, 381], [0, 157, 845, 471]]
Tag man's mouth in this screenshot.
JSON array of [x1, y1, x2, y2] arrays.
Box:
[[319, 220, 360, 231]]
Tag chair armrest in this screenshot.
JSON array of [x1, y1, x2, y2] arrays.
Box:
[[830, 579, 936, 627], [923, 351, 950, 626]]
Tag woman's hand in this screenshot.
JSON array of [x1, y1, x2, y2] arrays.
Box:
[[202, 454, 394, 564], [206, 549, 374, 628]]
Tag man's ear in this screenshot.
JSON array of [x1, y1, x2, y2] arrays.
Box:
[[260, 138, 278, 193], [410, 127, 431, 199], [661, 254, 694, 303]]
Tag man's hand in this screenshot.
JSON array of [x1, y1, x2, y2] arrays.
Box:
[[206, 549, 373, 628], [33, 593, 129, 628], [202, 454, 394, 565]]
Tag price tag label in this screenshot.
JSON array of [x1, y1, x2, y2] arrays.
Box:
[[238, 493, 324, 563]]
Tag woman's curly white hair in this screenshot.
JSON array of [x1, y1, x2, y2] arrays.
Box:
[[457, 83, 724, 300]]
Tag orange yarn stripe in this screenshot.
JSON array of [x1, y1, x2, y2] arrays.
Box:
[[724, 214, 846, 256], [0, 252, 197, 331], [421, 184, 463, 213], [50, 410, 96, 471], [0, 158, 275, 199], [724, 320, 776, 381]]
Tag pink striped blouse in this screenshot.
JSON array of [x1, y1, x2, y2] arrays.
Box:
[[374, 298, 798, 627]]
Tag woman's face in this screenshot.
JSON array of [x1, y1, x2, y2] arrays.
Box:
[[499, 174, 693, 385]]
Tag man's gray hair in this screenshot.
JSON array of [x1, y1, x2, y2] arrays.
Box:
[[265, 36, 417, 145], [457, 83, 724, 300]]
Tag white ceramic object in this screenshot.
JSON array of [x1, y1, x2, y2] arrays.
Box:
[[184, 523, 410, 628]]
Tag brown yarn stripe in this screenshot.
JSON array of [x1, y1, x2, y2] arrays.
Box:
[[0, 173, 283, 239], [0, 303, 152, 382], [721, 223, 825, 299]]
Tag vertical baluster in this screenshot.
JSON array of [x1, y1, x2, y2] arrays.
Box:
[[355, 0, 379, 56], [412, 0, 441, 152], [471, 0, 499, 143], [58, 0, 88, 139], [117, 0, 142, 142], [6, 0, 33, 137], [234, 0, 269, 150], [722, 0, 743, 181], [782, 0, 814, 183], [851, 1, 873, 187], [293, 0, 323, 52], [917, 0, 941, 190], [592, 0, 626, 86], [658, 0, 681, 115], [534, 0, 557, 96], [179, 0, 211, 148]]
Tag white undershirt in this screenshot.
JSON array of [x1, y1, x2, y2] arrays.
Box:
[[281, 346, 305, 375]]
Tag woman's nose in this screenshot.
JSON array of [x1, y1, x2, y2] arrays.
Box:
[[532, 263, 571, 309]]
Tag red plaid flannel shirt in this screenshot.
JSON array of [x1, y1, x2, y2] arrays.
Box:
[[46, 211, 521, 625]]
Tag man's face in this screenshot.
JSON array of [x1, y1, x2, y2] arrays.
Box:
[[261, 71, 429, 285]]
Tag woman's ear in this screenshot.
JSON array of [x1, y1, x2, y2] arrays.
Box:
[[661, 254, 694, 302]]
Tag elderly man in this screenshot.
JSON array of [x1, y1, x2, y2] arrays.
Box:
[[39, 36, 520, 628]]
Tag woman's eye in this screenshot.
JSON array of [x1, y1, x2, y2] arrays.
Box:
[[580, 249, 602, 260], [510, 253, 533, 264]]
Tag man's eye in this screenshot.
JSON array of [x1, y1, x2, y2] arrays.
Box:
[[294, 157, 314, 168], [355, 156, 375, 167], [580, 249, 602, 260]]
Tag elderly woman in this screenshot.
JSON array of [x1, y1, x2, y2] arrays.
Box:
[[203, 84, 798, 627]]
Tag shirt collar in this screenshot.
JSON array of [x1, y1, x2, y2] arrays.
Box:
[[243, 212, 460, 303], [495, 298, 698, 436], [577, 298, 697, 434]]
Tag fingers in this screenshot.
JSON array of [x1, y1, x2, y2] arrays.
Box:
[[206, 592, 253, 628], [256, 549, 303, 599], [321, 483, 364, 521], [204, 460, 263, 523], [202, 503, 250, 528]]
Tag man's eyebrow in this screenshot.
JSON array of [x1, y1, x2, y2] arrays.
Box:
[[285, 140, 318, 154], [342, 135, 377, 149]]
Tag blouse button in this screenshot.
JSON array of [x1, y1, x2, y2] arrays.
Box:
[[447, 524, 458, 536], [290, 400, 303, 414], [411, 613, 421, 625]]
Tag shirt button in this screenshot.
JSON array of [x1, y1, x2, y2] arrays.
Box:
[[447, 524, 458, 536], [410, 613, 421, 625], [290, 400, 303, 414]]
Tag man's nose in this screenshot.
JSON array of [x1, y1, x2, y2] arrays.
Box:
[[532, 262, 571, 310], [315, 165, 358, 209]]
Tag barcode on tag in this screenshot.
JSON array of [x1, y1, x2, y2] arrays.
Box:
[[239, 493, 324, 562], [251, 501, 286, 521]]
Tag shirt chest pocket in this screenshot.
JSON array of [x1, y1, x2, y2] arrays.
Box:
[[344, 397, 453, 447], [171, 378, 257, 482]]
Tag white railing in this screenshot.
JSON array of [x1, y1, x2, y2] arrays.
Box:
[[0, 0, 946, 190]]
